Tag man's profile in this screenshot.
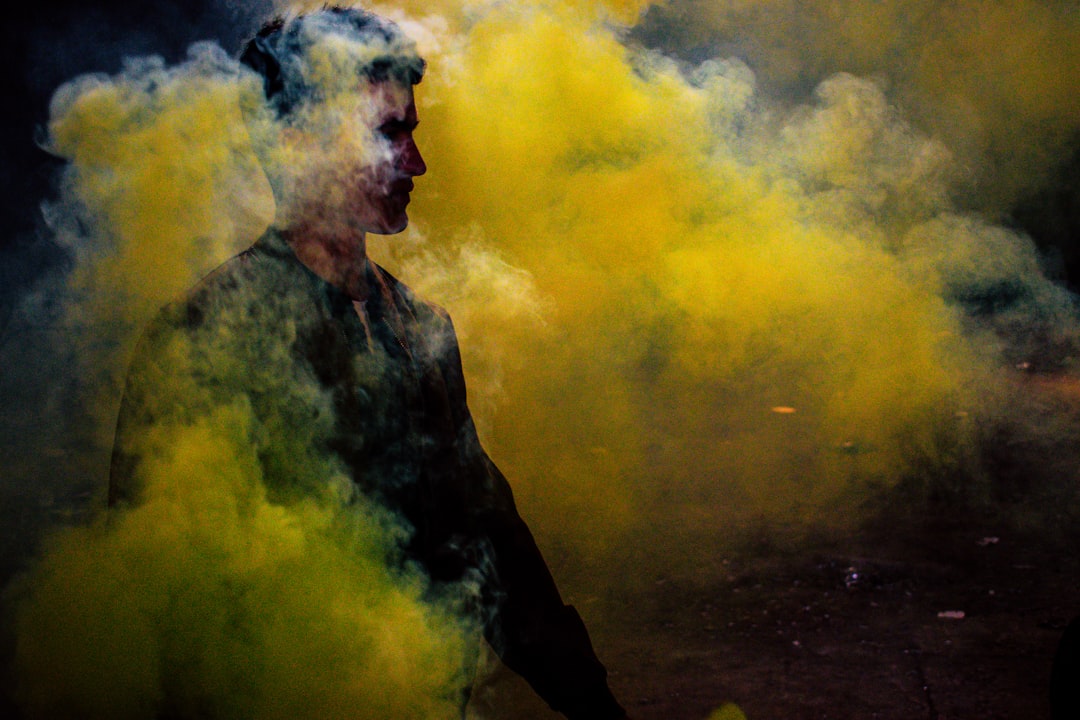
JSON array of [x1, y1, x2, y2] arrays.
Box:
[[108, 6, 627, 719]]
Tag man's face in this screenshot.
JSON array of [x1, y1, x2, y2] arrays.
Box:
[[279, 80, 426, 236], [351, 81, 426, 235]]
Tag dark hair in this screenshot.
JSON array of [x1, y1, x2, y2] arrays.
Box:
[[238, 6, 425, 119]]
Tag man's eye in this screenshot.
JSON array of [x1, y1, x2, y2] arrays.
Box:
[[378, 121, 416, 139]]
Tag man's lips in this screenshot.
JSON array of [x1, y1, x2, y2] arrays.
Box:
[[389, 180, 414, 204]]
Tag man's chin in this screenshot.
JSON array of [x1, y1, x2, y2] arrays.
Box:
[[370, 203, 411, 234], [369, 214, 409, 235]]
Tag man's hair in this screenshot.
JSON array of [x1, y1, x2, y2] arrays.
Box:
[[238, 6, 425, 119]]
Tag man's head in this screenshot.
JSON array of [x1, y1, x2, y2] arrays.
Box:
[[240, 7, 426, 235]]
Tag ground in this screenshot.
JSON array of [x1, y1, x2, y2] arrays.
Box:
[[470, 518, 1076, 720], [468, 367, 1080, 720]]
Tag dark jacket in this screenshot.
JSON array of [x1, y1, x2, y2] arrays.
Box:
[[109, 230, 625, 720]]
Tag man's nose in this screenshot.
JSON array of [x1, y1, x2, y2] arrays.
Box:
[[400, 137, 426, 177]]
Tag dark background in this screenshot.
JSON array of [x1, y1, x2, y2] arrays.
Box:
[[0, 0, 275, 598], [0, 1, 272, 317]]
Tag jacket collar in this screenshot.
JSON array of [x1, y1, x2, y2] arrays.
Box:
[[248, 228, 416, 358]]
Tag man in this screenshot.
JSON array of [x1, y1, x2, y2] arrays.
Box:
[[109, 6, 627, 719]]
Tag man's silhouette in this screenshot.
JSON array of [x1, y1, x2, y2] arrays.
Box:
[[108, 7, 626, 719]]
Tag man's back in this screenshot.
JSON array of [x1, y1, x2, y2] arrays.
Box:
[[109, 229, 626, 719]]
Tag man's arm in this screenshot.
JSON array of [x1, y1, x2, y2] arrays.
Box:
[[471, 449, 627, 719], [434, 315, 627, 720]]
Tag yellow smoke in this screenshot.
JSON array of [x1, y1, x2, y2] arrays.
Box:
[[14, 403, 472, 719], [373, 1, 1018, 564], [13, 0, 1078, 713], [635, 0, 1080, 214], [708, 704, 748, 720], [16, 30, 472, 720], [44, 44, 272, 441], [48, 47, 269, 321]]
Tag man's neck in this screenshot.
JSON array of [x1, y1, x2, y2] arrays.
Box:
[[280, 221, 371, 301]]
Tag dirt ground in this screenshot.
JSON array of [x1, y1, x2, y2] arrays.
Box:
[[468, 520, 1077, 720], [466, 372, 1080, 720]]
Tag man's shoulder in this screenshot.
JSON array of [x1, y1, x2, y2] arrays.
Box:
[[164, 236, 313, 330], [369, 261, 461, 365]]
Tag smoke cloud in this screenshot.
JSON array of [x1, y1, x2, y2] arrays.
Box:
[[13, 404, 473, 719], [5, 0, 1079, 715], [372, 1, 1079, 577], [632, 0, 1080, 215], [8, 23, 477, 720], [42, 43, 272, 431]]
